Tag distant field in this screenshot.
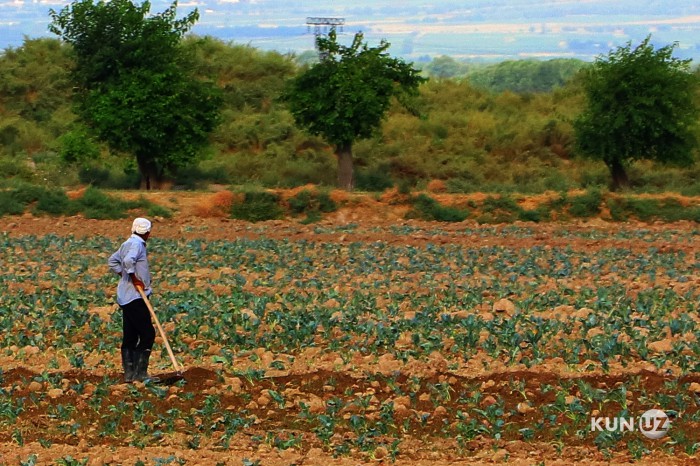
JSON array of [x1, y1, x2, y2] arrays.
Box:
[[3, 0, 700, 62]]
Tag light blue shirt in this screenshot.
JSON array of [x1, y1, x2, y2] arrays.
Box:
[[108, 234, 152, 306]]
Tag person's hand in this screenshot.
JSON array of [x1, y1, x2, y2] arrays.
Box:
[[131, 275, 145, 290]]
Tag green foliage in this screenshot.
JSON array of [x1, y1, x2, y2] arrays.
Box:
[[57, 125, 100, 164], [288, 189, 337, 216], [467, 58, 586, 93], [423, 55, 469, 79], [231, 190, 284, 222], [8, 183, 47, 205], [606, 196, 700, 222], [0, 184, 171, 218], [568, 189, 603, 218], [574, 36, 700, 189], [3, 35, 700, 194], [75, 186, 131, 219], [283, 30, 426, 189], [49, 0, 222, 188], [77, 165, 141, 190], [0, 38, 74, 140], [184, 36, 295, 112], [0, 190, 26, 216], [32, 188, 77, 216], [355, 167, 395, 192], [476, 194, 538, 223], [406, 194, 468, 222], [285, 30, 425, 148], [1, 227, 700, 457]]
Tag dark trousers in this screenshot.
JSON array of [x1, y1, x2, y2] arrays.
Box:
[[120, 298, 156, 352]]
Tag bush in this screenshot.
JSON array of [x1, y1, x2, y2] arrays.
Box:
[[173, 164, 230, 190], [33, 189, 77, 216], [568, 189, 602, 218], [288, 189, 337, 215], [0, 191, 26, 216], [76, 187, 129, 219], [231, 190, 284, 222], [288, 190, 314, 214], [406, 194, 468, 222], [606, 197, 700, 223], [355, 168, 394, 192], [0, 157, 34, 181], [146, 203, 173, 219], [518, 208, 548, 222], [78, 166, 140, 190], [478, 195, 523, 223], [11, 184, 49, 205]]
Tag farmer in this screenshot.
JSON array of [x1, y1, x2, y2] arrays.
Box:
[[108, 217, 157, 383]]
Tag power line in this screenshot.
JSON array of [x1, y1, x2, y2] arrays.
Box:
[[306, 17, 345, 60], [306, 17, 345, 36]]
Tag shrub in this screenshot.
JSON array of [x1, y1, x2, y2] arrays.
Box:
[[568, 189, 602, 218], [78, 166, 140, 189], [288, 189, 337, 223], [355, 168, 394, 192], [75, 187, 129, 219], [288, 190, 314, 214], [478, 195, 523, 223], [231, 190, 284, 222], [406, 194, 468, 222], [518, 208, 547, 222], [146, 203, 173, 219], [289, 189, 337, 213], [11, 184, 49, 205], [606, 197, 700, 223], [33, 189, 77, 216], [0, 191, 26, 216]]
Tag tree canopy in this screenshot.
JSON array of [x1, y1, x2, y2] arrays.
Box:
[[49, 0, 222, 189], [283, 30, 425, 190], [574, 36, 699, 190]]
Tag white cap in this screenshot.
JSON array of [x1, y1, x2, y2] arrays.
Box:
[[131, 217, 152, 235]]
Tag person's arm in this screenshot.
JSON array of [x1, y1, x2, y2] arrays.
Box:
[[123, 242, 145, 289], [129, 273, 145, 289], [107, 250, 123, 276]]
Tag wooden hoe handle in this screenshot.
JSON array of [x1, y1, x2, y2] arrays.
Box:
[[136, 286, 184, 374]]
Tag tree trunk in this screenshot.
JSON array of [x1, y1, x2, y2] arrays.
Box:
[[136, 156, 165, 190], [607, 158, 629, 192], [336, 143, 354, 191]]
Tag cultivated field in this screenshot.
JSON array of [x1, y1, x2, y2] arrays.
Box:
[[1, 215, 699, 465]]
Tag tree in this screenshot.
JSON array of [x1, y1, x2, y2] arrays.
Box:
[[283, 30, 425, 190], [49, 0, 222, 189], [0, 38, 74, 156], [574, 36, 699, 190], [424, 55, 466, 79]]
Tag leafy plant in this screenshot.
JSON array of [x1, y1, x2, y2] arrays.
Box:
[[568, 188, 603, 218], [231, 190, 284, 222], [406, 193, 468, 222]]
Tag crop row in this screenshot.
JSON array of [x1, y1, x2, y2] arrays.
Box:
[[1, 227, 699, 461]]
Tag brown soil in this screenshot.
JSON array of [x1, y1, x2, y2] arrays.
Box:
[[1, 189, 700, 465]]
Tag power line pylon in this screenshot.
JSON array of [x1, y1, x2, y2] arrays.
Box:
[[306, 17, 345, 59]]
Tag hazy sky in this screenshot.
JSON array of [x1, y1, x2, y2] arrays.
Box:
[[1, 0, 699, 61]]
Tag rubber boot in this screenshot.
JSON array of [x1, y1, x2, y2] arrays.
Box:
[[133, 349, 159, 383], [121, 348, 136, 383]]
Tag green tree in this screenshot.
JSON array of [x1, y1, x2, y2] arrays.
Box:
[[467, 59, 585, 93], [283, 30, 425, 190], [49, 0, 222, 189], [424, 55, 466, 79], [574, 37, 699, 190], [0, 38, 74, 156]]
